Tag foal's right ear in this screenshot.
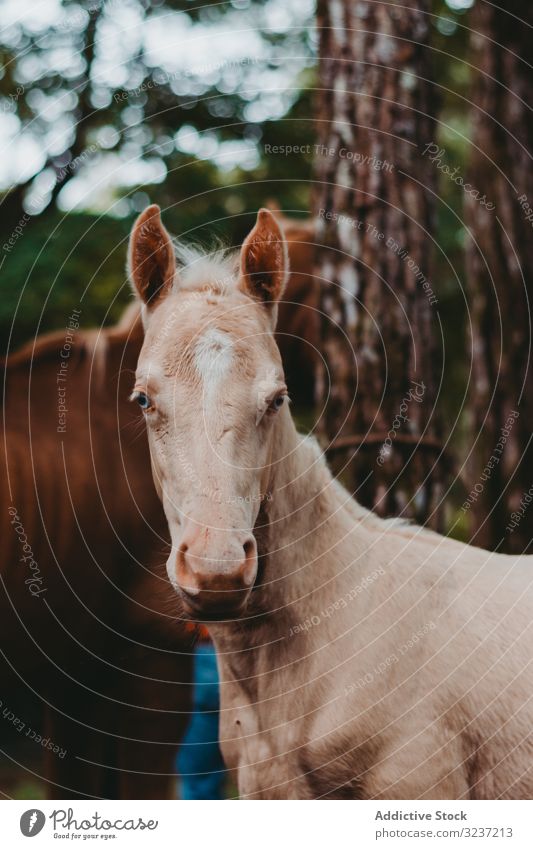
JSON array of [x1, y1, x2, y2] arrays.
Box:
[[128, 204, 176, 308]]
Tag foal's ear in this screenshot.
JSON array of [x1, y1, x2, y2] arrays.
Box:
[[239, 208, 288, 315], [129, 204, 176, 308]]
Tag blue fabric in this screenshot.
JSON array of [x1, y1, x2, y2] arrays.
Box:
[[176, 643, 227, 799]]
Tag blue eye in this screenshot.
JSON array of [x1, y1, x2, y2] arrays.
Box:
[[269, 394, 286, 412], [136, 392, 152, 410]]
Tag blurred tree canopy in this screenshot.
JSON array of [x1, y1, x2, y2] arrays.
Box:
[[1, 0, 475, 355], [1, 0, 315, 348]]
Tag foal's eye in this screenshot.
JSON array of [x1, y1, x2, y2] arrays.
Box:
[[268, 394, 286, 413], [133, 391, 153, 411]]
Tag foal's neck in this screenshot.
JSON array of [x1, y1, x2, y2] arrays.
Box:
[[265, 409, 338, 549], [211, 409, 368, 652]]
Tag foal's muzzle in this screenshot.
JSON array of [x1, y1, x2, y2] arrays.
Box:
[[168, 528, 258, 620]]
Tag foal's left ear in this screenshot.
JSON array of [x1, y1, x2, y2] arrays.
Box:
[[128, 204, 176, 309], [239, 208, 288, 319]]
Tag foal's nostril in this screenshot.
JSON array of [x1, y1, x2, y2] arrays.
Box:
[[176, 542, 188, 572], [241, 536, 258, 587], [243, 538, 255, 559], [175, 542, 201, 596]]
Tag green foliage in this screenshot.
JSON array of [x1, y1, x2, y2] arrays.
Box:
[[1, 210, 131, 352], [0, 0, 314, 218]]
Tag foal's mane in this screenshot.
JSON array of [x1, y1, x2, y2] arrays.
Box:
[[171, 238, 238, 294]]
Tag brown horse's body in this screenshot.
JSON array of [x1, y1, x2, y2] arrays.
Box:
[[1, 308, 193, 798]]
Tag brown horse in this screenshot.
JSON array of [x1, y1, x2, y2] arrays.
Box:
[[1, 305, 193, 799], [129, 204, 533, 800]]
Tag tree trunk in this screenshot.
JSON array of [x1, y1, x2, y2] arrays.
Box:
[[465, 1, 533, 554], [314, 0, 446, 528]]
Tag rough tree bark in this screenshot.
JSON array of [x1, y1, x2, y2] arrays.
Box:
[[314, 0, 446, 527], [465, 1, 533, 554]]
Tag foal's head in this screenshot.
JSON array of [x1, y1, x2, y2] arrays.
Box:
[[129, 205, 289, 619]]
